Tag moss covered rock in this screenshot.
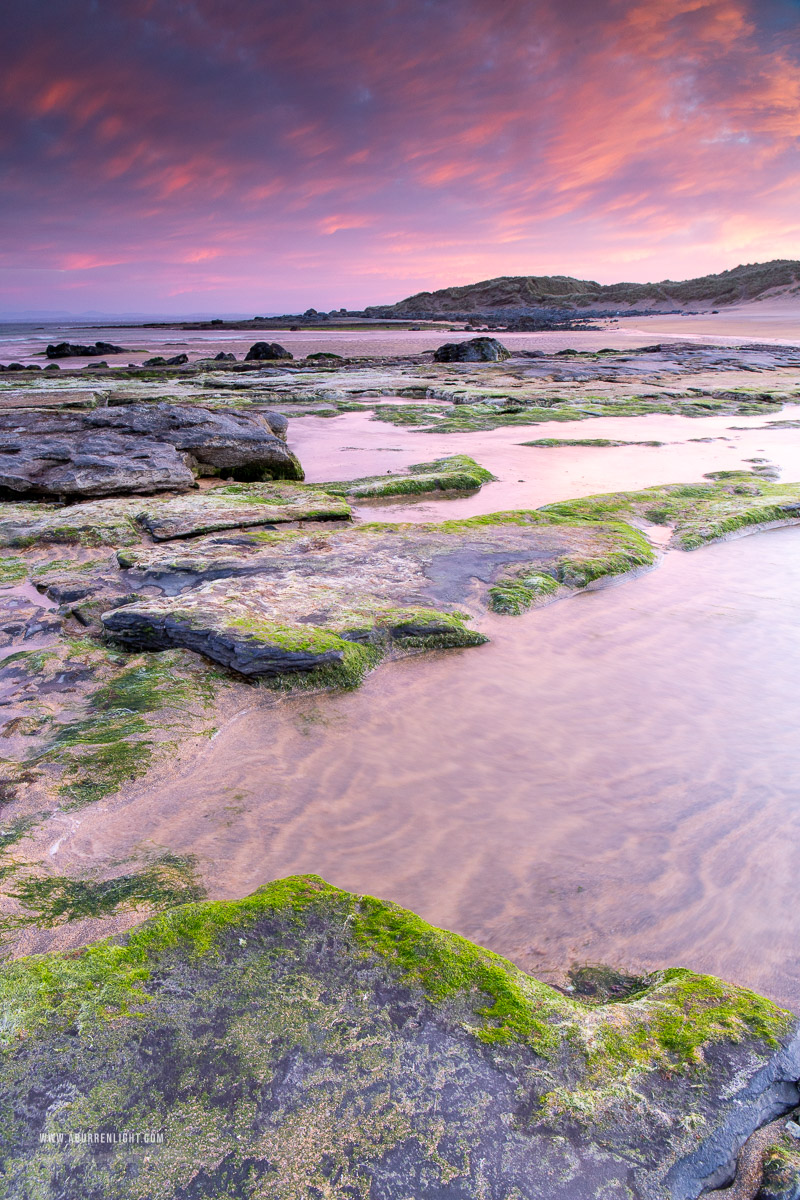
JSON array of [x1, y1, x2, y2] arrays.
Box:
[[105, 513, 655, 679], [0, 875, 797, 1199], [134, 482, 351, 540], [322, 454, 494, 499]]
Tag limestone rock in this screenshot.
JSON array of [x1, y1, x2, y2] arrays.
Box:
[[0, 404, 303, 499], [102, 578, 483, 679], [133, 482, 351, 540], [0, 428, 194, 499]]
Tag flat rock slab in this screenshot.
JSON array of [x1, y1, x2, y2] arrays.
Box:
[[0, 481, 350, 548], [106, 514, 653, 676], [0, 498, 146, 547], [1, 876, 798, 1200], [0, 390, 100, 409], [0, 404, 302, 499], [136, 482, 351, 539]]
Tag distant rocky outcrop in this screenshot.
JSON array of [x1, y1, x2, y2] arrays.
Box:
[[0, 403, 303, 499], [434, 336, 511, 362], [245, 341, 294, 361], [366, 260, 800, 319], [45, 340, 126, 358]]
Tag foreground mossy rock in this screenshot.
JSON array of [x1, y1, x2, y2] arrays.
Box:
[[0, 404, 302, 499], [0, 875, 797, 1199], [433, 335, 511, 362], [322, 453, 494, 499]]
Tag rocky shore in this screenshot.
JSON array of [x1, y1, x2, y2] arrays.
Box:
[[2, 344, 800, 1198]]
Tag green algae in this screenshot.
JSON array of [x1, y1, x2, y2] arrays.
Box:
[[0, 876, 565, 1050], [0, 556, 28, 585], [761, 1133, 800, 1199], [489, 571, 559, 614], [35, 653, 220, 807], [1, 853, 205, 934], [540, 473, 800, 550], [258, 609, 485, 694], [520, 437, 664, 448], [0, 875, 791, 1080], [322, 454, 494, 498], [541, 967, 793, 1122]]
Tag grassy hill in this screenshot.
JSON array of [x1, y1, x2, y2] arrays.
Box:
[[367, 259, 800, 317]]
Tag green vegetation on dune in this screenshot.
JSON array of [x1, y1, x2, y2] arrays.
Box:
[[372, 260, 800, 315]]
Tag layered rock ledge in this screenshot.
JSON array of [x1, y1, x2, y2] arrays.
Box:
[[0, 404, 302, 499]]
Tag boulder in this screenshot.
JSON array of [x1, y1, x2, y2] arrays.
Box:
[[433, 336, 511, 362], [1, 875, 799, 1200], [0, 403, 303, 499], [213, 351, 236, 361], [45, 341, 125, 358], [142, 353, 187, 366], [0, 428, 194, 499], [245, 341, 294, 361], [82, 403, 301, 477]]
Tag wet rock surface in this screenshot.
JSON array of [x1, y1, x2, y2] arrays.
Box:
[[321, 453, 494, 498], [0, 876, 798, 1200], [132, 482, 351, 539], [103, 512, 652, 679], [0, 403, 303, 498]]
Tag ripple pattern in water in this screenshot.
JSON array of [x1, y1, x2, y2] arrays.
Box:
[[38, 526, 800, 1008]]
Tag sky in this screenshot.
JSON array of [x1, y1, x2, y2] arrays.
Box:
[[1, 0, 800, 314]]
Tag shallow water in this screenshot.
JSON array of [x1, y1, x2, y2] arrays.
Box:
[[290, 406, 800, 521], [33, 527, 800, 1009]]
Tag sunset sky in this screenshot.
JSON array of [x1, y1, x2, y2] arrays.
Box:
[[2, 0, 800, 314]]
